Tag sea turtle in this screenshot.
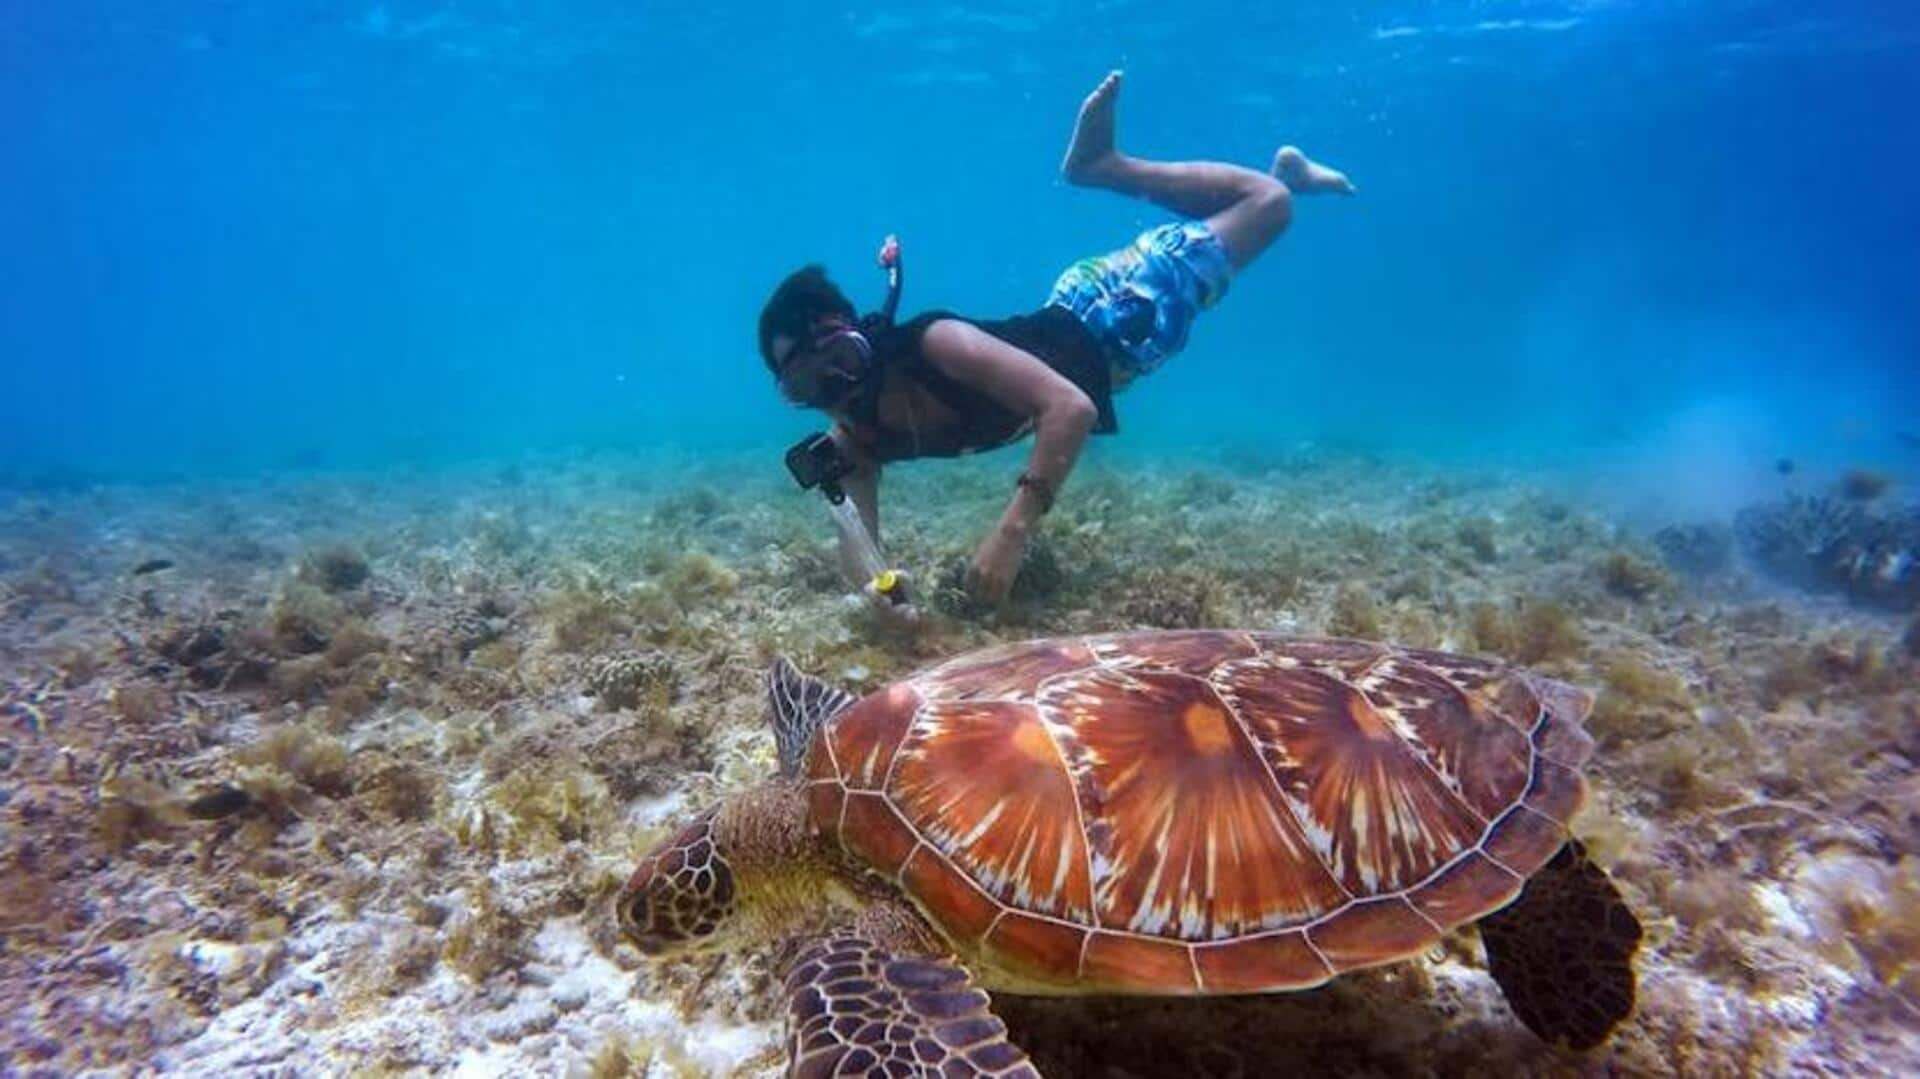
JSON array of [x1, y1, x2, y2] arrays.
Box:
[[617, 632, 1642, 1076]]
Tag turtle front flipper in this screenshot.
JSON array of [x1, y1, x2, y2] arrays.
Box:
[[1478, 838, 1643, 1051], [768, 657, 858, 778], [783, 933, 1039, 1079]]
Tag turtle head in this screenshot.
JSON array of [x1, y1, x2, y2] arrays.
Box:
[[617, 806, 737, 958]]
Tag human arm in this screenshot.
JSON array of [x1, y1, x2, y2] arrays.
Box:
[[828, 423, 882, 541], [918, 320, 1098, 604]]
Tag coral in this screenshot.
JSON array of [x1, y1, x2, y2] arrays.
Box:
[[587, 651, 679, 711], [1651, 522, 1733, 577], [1735, 494, 1920, 610], [1598, 550, 1668, 601], [299, 544, 371, 593]]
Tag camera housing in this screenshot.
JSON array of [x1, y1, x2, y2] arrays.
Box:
[[785, 432, 855, 497]]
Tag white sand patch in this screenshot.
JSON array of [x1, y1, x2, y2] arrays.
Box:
[[159, 909, 777, 1077]]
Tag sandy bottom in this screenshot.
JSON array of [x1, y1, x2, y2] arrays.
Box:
[[2, 446, 1915, 1077]]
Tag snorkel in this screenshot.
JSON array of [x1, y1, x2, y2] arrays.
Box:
[[780, 235, 913, 611], [872, 233, 903, 327]]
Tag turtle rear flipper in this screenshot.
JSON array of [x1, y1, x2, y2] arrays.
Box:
[[783, 932, 1039, 1079], [1479, 838, 1643, 1051]]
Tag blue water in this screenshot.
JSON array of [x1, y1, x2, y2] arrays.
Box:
[[4, 2, 1916, 487]]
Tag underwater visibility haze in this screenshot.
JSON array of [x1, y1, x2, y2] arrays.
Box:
[[4, 0, 1918, 479], [3, 2, 1920, 1076]]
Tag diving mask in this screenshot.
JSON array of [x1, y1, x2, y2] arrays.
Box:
[[776, 322, 874, 409]]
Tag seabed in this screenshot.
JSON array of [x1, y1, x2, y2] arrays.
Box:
[[2, 446, 1916, 1077]]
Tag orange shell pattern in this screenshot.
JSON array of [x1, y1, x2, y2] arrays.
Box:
[[803, 631, 1595, 995]]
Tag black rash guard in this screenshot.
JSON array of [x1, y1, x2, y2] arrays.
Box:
[[850, 308, 1118, 463]]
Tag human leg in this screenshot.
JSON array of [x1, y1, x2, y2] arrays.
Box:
[[1061, 71, 1351, 271]]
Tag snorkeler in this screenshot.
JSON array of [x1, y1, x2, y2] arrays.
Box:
[[761, 71, 1354, 611]]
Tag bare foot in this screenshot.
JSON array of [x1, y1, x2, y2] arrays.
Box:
[[1062, 71, 1124, 185], [1272, 145, 1356, 195]]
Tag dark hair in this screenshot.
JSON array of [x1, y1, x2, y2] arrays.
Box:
[[758, 265, 855, 372]]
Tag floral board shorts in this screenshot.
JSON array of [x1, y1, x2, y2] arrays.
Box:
[[1046, 220, 1234, 384]]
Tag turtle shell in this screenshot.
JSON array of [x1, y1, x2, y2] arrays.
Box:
[[802, 631, 1596, 995]]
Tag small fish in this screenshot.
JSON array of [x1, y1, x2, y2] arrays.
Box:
[[1774, 458, 1796, 476], [131, 558, 175, 576], [1897, 431, 1920, 451], [185, 785, 253, 820]]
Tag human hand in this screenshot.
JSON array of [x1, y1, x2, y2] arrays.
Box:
[[863, 572, 922, 630], [965, 521, 1027, 607]]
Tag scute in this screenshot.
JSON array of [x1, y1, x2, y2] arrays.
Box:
[[1087, 629, 1259, 674], [889, 699, 1092, 922], [1212, 656, 1491, 896], [1041, 664, 1348, 937], [917, 638, 1096, 701], [809, 683, 920, 791]]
